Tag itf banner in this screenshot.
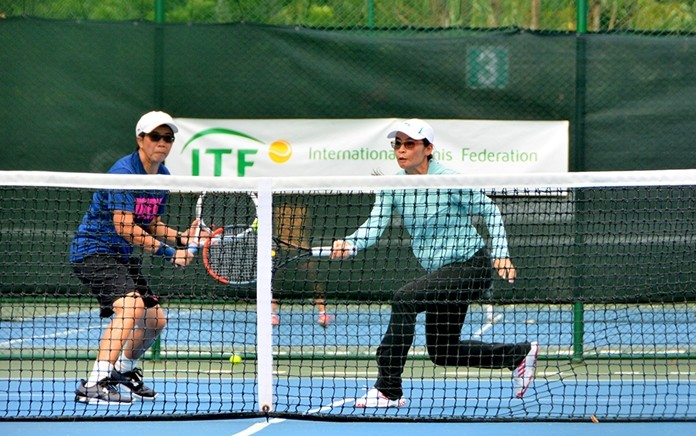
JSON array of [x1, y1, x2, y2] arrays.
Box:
[[168, 118, 568, 177]]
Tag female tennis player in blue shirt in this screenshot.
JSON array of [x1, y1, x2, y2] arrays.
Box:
[[332, 119, 538, 408], [70, 111, 202, 405]]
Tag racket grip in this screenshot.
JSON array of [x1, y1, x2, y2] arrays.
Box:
[[311, 246, 357, 257]]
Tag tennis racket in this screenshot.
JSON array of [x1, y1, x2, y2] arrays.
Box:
[[186, 191, 226, 254], [186, 191, 208, 254], [200, 193, 356, 286]]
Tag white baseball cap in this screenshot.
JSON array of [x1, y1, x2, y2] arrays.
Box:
[[387, 119, 435, 143], [135, 111, 179, 137]]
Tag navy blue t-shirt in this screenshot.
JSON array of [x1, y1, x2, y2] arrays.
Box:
[[70, 151, 170, 262]]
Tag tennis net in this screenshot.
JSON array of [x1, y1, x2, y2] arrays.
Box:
[[1, 169, 695, 421]]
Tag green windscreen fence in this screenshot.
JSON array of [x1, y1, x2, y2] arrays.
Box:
[[2, 18, 696, 174]]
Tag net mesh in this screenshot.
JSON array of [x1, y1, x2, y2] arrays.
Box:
[[204, 225, 258, 285], [1, 170, 695, 421]]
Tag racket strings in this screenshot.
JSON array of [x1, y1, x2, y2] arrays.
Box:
[[208, 227, 257, 284], [202, 193, 257, 230]]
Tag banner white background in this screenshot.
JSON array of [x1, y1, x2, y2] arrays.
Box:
[[167, 118, 569, 177]]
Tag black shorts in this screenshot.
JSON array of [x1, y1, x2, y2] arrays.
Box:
[[72, 254, 160, 318]]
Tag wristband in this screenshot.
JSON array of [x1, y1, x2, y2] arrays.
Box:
[[155, 243, 177, 263]]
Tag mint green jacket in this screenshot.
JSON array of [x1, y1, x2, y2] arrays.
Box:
[[345, 161, 510, 272]]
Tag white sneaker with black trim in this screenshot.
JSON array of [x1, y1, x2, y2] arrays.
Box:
[[355, 387, 407, 408], [111, 368, 158, 400], [513, 341, 539, 398], [75, 379, 133, 405]]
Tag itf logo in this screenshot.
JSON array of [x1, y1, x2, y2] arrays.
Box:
[[267, 140, 292, 164], [180, 128, 293, 176]]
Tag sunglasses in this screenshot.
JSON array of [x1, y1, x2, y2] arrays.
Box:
[[145, 132, 175, 143], [390, 139, 421, 150]]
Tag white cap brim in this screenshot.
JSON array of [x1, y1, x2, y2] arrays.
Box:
[[386, 119, 434, 143], [135, 111, 179, 136]]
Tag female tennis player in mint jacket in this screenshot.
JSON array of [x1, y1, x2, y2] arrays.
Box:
[[331, 119, 538, 408]]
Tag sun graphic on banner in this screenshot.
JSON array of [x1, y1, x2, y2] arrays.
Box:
[[268, 140, 293, 164]]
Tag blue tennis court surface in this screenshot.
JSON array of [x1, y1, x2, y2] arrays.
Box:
[[1, 302, 695, 422], [2, 375, 695, 420], [4, 303, 693, 358], [3, 417, 696, 436]]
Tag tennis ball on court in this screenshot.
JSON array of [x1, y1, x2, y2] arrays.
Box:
[[251, 218, 258, 232], [229, 354, 243, 365], [268, 140, 292, 164]]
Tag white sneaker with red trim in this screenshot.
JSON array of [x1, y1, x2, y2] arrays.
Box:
[[355, 387, 407, 408], [513, 341, 539, 398]]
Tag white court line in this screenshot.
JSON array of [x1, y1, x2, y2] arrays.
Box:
[[0, 325, 101, 347], [4, 308, 94, 323], [471, 313, 504, 338], [230, 399, 355, 435], [231, 418, 286, 436], [0, 308, 98, 347], [485, 304, 495, 322], [231, 394, 355, 435], [304, 398, 354, 414]]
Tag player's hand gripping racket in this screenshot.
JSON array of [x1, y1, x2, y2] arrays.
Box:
[[201, 192, 356, 286], [186, 191, 214, 254]]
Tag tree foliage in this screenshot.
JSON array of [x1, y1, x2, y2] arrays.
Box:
[[1, 0, 695, 33]]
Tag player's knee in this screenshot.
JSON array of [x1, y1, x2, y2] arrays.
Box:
[[147, 308, 168, 330], [391, 291, 418, 316], [426, 344, 454, 366], [427, 351, 449, 366], [151, 315, 167, 331], [391, 289, 413, 306]]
